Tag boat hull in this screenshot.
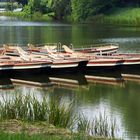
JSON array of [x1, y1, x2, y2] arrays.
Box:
[[50, 60, 88, 73], [0, 60, 88, 75], [0, 63, 52, 76], [86, 59, 122, 72], [120, 58, 140, 72]]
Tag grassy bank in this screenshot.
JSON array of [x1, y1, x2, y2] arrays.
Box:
[[0, 120, 115, 140], [88, 7, 140, 26], [1, 7, 140, 26], [0, 94, 118, 139], [0, 11, 53, 21]]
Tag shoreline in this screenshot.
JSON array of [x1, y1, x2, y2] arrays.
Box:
[[1, 7, 140, 27], [0, 119, 115, 140]]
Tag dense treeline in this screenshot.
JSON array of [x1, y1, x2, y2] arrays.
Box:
[[15, 0, 140, 21]]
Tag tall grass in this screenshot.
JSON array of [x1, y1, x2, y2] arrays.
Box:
[[89, 8, 140, 26], [77, 113, 116, 138], [0, 95, 76, 129], [0, 11, 53, 21], [0, 94, 118, 138]]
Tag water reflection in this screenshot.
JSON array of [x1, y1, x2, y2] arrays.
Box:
[[1, 17, 140, 139], [0, 16, 71, 27], [0, 70, 140, 94], [0, 70, 140, 139], [1, 18, 140, 52]]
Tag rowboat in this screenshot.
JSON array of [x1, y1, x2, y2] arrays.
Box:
[[112, 53, 140, 57], [72, 43, 119, 54], [112, 53, 140, 67], [28, 44, 140, 70], [0, 60, 52, 74], [4, 45, 123, 72], [86, 57, 123, 71], [0, 45, 88, 74], [27, 43, 119, 55], [2, 44, 140, 73]]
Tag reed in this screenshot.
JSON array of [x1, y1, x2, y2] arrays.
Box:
[[0, 94, 117, 138], [77, 113, 116, 138], [89, 8, 140, 26], [0, 94, 76, 129]]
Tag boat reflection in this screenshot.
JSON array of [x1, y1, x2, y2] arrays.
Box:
[[0, 78, 14, 90], [11, 75, 52, 88], [48, 74, 87, 90], [0, 70, 140, 92], [0, 74, 88, 92], [122, 74, 140, 83], [85, 69, 140, 86], [121, 69, 140, 83], [85, 71, 124, 86]]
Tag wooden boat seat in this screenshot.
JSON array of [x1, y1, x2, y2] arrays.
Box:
[[62, 45, 90, 59], [3, 45, 30, 61], [62, 45, 74, 53], [28, 44, 40, 52], [43, 45, 57, 53]]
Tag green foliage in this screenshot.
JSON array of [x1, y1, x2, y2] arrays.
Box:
[[6, 2, 19, 11], [50, 0, 71, 20], [21, 0, 71, 20], [71, 0, 140, 22], [0, 94, 76, 129], [0, 132, 99, 140], [0, 94, 118, 138], [22, 5, 32, 18], [77, 113, 116, 138], [2, 0, 140, 22], [90, 8, 140, 26], [71, 0, 94, 21]]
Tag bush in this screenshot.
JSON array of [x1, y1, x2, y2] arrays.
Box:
[[22, 5, 32, 18]]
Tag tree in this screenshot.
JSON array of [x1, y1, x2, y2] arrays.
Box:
[[40, 0, 49, 13], [50, 0, 71, 20], [72, 0, 94, 21]]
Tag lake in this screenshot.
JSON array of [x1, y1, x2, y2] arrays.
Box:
[[0, 16, 140, 139]]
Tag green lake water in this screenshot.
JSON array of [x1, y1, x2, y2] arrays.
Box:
[[0, 16, 140, 139]]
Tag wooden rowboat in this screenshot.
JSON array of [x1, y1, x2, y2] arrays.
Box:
[[112, 53, 140, 57], [0, 46, 88, 74], [27, 43, 119, 55], [111, 53, 140, 67], [14, 45, 140, 71], [2, 44, 140, 73], [86, 58, 123, 71], [72, 43, 119, 54]]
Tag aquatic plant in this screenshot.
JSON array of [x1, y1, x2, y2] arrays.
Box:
[[77, 113, 117, 138], [0, 94, 117, 138], [0, 94, 76, 129]]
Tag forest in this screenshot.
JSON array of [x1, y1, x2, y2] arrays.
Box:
[[9, 0, 140, 23]]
